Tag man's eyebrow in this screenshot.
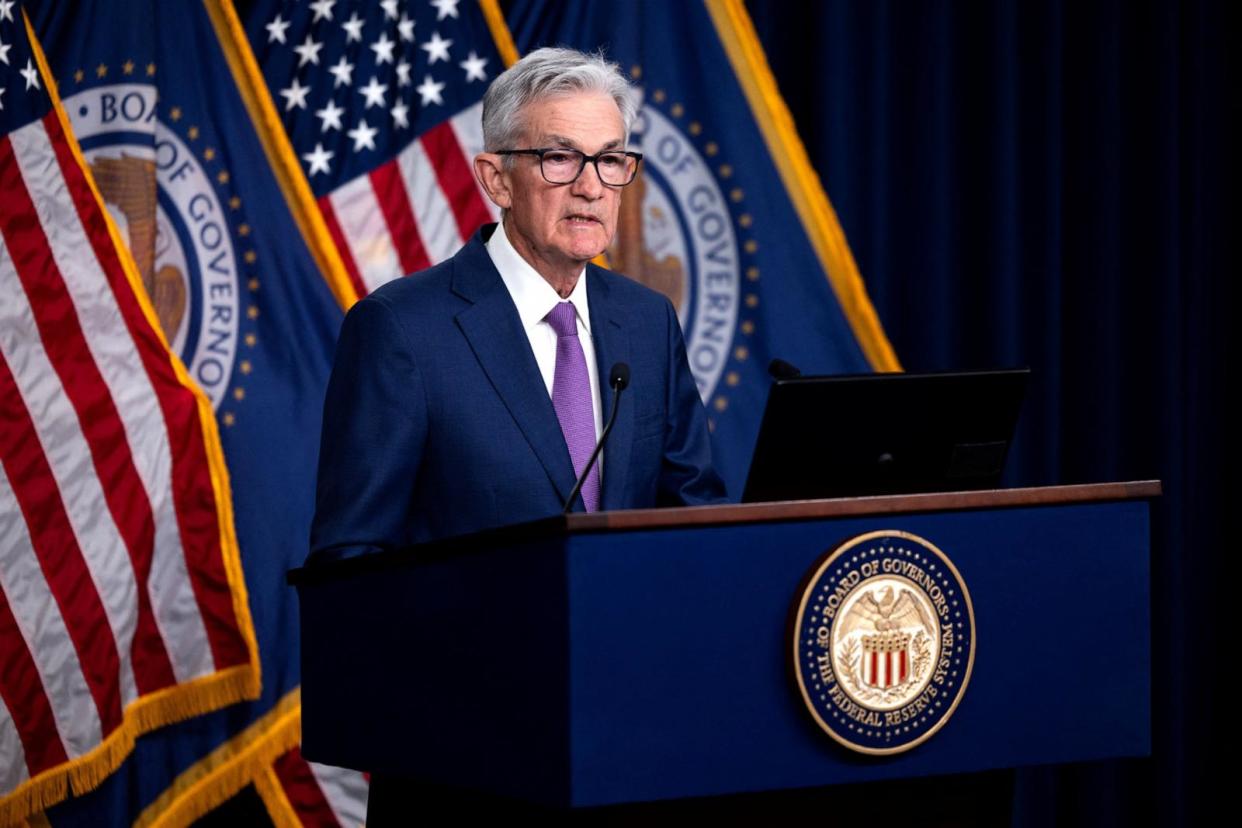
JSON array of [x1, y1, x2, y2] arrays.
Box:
[[539, 134, 626, 151]]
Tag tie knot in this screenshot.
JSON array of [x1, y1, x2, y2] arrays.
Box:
[[546, 302, 578, 338]]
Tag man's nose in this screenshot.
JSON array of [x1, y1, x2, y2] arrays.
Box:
[[571, 159, 606, 197]]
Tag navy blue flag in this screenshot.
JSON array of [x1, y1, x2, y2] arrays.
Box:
[[27, 0, 355, 823], [507, 0, 900, 495]]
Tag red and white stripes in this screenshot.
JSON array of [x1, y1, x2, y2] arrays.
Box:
[[266, 746, 369, 828], [864, 648, 909, 689], [0, 110, 256, 810], [318, 102, 499, 298]]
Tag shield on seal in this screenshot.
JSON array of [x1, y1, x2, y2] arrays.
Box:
[[861, 631, 912, 689]]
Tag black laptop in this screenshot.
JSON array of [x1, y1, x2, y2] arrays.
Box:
[[741, 368, 1029, 502]]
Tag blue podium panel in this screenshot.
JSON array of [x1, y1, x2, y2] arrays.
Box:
[[292, 485, 1153, 809], [564, 501, 1150, 806], [298, 534, 572, 800]]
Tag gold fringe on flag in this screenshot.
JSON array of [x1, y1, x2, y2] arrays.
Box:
[[133, 690, 302, 828], [0, 666, 263, 826], [253, 764, 303, 828]]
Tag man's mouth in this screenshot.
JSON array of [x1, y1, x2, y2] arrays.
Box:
[[564, 213, 601, 225]]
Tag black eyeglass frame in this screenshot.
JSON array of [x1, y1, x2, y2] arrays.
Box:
[[496, 148, 644, 186]]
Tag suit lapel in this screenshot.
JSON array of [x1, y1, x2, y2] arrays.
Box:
[[588, 268, 635, 512], [452, 234, 578, 506]]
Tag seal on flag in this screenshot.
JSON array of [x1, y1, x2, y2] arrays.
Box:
[[609, 82, 744, 409], [62, 81, 247, 412], [791, 530, 976, 754]]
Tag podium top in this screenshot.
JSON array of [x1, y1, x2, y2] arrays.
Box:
[[289, 481, 1159, 584], [565, 480, 1160, 532]]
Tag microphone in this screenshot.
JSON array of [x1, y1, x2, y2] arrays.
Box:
[[768, 358, 802, 380], [563, 362, 630, 513]]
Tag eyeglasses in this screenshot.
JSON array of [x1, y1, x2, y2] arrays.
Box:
[[496, 148, 644, 186]]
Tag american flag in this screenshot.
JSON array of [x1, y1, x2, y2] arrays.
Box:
[[244, 0, 510, 298], [0, 4, 258, 821], [258, 744, 370, 827]]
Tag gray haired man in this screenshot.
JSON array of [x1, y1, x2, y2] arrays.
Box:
[[312, 42, 726, 820]]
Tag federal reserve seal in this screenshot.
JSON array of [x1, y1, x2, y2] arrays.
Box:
[[59, 74, 262, 431], [61, 81, 247, 414], [791, 530, 976, 754], [610, 79, 747, 412]]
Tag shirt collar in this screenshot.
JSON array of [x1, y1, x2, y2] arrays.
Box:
[[486, 219, 592, 333]]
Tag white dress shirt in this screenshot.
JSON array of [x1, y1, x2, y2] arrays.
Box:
[[486, 220, 604, 461]]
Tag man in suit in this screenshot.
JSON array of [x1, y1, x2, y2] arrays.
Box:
[[309, 47, 726, 565]]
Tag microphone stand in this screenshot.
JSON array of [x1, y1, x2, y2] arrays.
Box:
[[563, 364, 629, 513]]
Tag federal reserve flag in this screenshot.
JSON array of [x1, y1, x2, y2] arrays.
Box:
[[0, 4, 257, 822], [25, 0, 351, 823], [507, 0, 900, 494]]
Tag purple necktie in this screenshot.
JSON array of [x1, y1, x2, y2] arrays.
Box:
[[546, 302, 600, 512]]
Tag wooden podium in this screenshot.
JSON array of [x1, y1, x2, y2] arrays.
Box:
[[289, 481, 1157, 809]]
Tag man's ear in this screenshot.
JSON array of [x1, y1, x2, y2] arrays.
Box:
[[473, 153, 512, 210]]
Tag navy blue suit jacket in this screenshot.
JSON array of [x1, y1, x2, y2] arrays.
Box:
[[310, 225, 726, 561]]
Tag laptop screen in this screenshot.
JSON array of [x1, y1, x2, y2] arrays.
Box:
[[742, 369, 1029, 503]]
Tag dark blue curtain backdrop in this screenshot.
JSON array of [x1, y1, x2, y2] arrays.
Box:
[[748, 0, 1234, 825]]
